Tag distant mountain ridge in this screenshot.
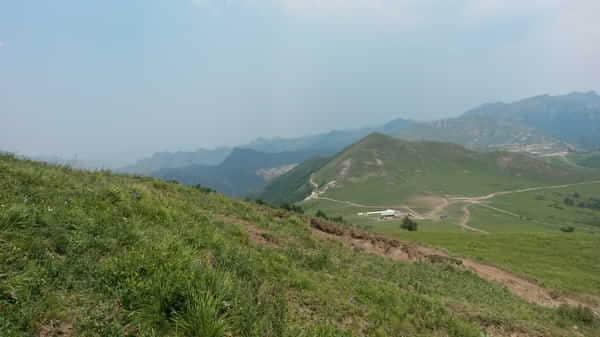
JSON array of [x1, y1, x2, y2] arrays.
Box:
[[121, 119, 414, 175], [123, 91, 600, 177], [153, 147, 333, 197], [394, 91, 600, 150], [117, 91, 600, 198]]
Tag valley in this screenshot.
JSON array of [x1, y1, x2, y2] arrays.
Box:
[[2, 153, 600, 337]]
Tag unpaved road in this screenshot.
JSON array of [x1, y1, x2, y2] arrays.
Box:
[[305, 178, 600, 231], [449, 180, 600, 202], [458, 204, 489, 234]]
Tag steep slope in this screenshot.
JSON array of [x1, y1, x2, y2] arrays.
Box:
[[310, 133, 593, 205], [395, 91, 600, 151], [260, 157, 330, 204], [153, 148, 328, 197], [1, 154, 599, 337]]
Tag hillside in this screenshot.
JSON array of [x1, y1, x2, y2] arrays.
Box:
[[2, 153, 600, 337], [297, 134, 600, 303], [310, 133, 591, 205], [260, 157, 330, 204], [395, 92, 600, 151], [153, 148, 330, 197]]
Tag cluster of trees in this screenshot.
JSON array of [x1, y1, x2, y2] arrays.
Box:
[[280, 203, 304, 214], [401, 216, 418, 231], [250, 198, 305, 214], [564, 192, 600, 210], [315, 210, 347, 224], [560, 226, 575, 233], [194, 184, 216, 194]]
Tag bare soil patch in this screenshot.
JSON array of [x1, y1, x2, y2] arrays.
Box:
[[39, 320, 73, 337]]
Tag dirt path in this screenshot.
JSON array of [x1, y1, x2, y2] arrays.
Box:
[[449, 180, 600, 203], [458, 204, 489, 234], [424, 197, 449, 219], [310, 219, 599, 314], [305, 178, 600, 230]]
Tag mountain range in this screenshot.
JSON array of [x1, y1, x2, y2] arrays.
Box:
[[153, 148, 335, 197], [104, 91, 600, 197]]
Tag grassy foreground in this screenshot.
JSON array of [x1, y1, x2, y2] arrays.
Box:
[[1, 154, 598, 337]]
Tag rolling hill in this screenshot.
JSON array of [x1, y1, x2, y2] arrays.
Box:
[[259, 156, 330, 204], [2, 153, 599, 337], [263, 133, 595, 206], [310, 133, 589, 204]]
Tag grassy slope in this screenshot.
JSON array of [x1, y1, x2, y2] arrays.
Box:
[[1, 154, 599, 337], [313, 133, 592, 205], [569, 152, 600, 169], [260, 157, 329, 204], [302, 134, 600, 299]]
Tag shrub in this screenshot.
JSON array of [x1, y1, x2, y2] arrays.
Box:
[[331, 216, 346, 224], [564, 197, 574, 206], [194, 184, 215, 194], [315, 210, 328, 219], [560, 226, 575, 233], [557, 304, 596, 325], [280, 203, 304, 214], [401, 216, 418, 231]]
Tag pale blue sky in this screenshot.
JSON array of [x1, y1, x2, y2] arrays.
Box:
[[1, 0, 599, 163]]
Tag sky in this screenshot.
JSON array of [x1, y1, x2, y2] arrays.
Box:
[[1, 0, 599, 164]]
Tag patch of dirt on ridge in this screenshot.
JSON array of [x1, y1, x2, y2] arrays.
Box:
[[309, 218, 599, 313], [39, 320, 73, 337], [246, 224, 280, 247]]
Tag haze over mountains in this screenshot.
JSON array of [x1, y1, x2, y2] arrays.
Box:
[[106, 92, 600, 198]]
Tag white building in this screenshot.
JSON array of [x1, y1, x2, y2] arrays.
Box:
[[358, 209, 398, 217]]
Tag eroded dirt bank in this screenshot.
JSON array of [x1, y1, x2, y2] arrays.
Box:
[[309, 218, 600, 314]]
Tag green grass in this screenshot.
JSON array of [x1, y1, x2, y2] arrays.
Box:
[[305, 184, 600, 299], [402, 232, 600, 298], [1, 154, 599, 336], [312, 133, 596, 206], [569, 152, 600, 169]]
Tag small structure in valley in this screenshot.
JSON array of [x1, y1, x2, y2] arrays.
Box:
[[358, 209, 398, 218]]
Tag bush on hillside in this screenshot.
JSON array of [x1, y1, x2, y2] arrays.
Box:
[[194, 184, 216, 194], [564, 197, 574, 206], [560, 226, 575, 233], [330, 216, 346, 224], [401, 216, 418, 231], [557, 305, 596, 325], [280, 203, 304, 214], [315, 210, 328, 219]]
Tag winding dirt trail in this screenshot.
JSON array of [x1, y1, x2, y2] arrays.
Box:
[[305, 178, 600, 230], [458, 204, 489, 234]]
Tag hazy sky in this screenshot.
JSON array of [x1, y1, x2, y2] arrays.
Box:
[[1, 0, 599, 161]]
